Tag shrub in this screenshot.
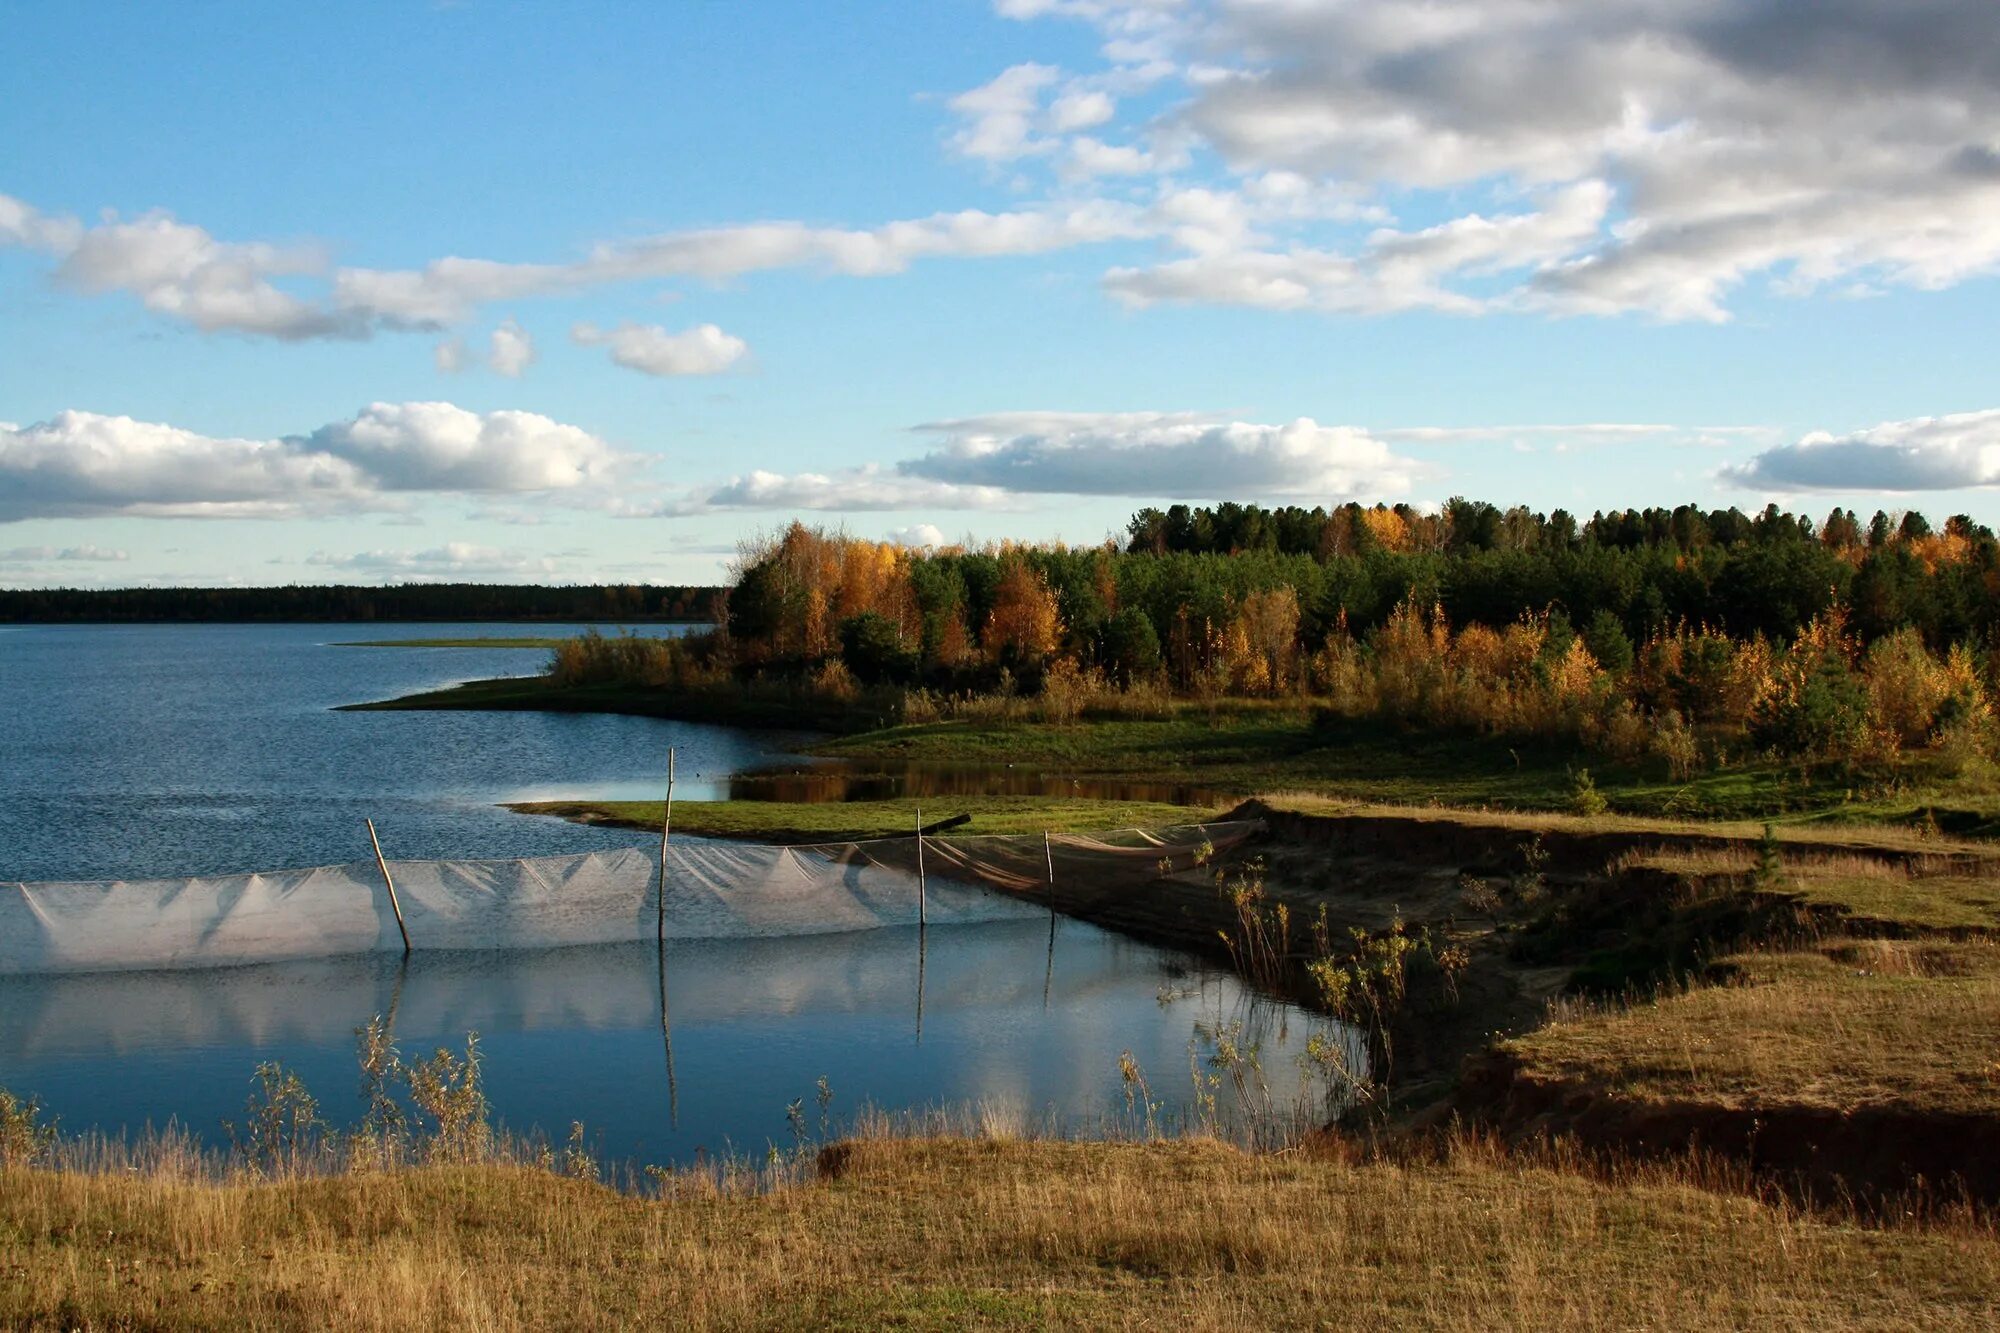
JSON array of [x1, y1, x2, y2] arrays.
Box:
[[1569, 768, 1609, 817], [837, 612, 916, 686], [0, 1088, 56, 1168]]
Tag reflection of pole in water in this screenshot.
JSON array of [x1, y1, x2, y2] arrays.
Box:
[[657, 943, 679, 1129], [385, 952, 410, 1039], [1043, 830, 1058, 1010], [914, 928, 927, 1045]]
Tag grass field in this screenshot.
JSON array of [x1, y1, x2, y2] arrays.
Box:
[[6, 1133, 1997, 1331], [509, 795, 1229, 843], [359, 670, 2000, 833], [1507, 939, 2000, 1117]]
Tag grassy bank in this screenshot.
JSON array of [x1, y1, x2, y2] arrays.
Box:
[[6, 1134, 1997, 1330], [826, 709, 2000, 830], [334, 637, 568, 649], [510, 795, 1226, 843], [360, 668, 2000, 830], [1509, 939, 2000, 1117], [342, 675, 878, 733]]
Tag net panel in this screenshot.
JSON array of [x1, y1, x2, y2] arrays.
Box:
[[1, 821, 1259, 975]]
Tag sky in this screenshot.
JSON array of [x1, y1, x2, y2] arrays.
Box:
[[3, 0, 1999, 588]]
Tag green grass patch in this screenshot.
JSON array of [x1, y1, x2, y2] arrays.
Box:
[[508, 795, 1226, 843], [826, 709, 2000, 827], [335, 637, 568, 649], [355, 672, 2000, 834]]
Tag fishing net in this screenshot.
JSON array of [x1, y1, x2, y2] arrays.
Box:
[[0, 821, 1259, 975]]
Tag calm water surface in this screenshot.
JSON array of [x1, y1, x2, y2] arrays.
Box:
[[0, 922, 1331, 1167], [0, 623, 1339, 1160], [0, 623, 792, 882]]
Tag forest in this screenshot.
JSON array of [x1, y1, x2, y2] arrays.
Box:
[[552, 500, 2000, 777]]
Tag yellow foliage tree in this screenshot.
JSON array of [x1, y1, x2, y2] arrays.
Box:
[[983, 562, 1063, 663]]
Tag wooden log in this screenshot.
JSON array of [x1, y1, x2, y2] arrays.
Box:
[[916, 812, 971, 837], [365, 818, 411, 955]]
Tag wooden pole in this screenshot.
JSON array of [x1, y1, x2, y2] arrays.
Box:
[[366, 818, 411, 956], [1044, 830, 1057, 911], [915, 804, 927, 930], [1043, 830, 1057, 1009], [656, 749, 675, 942]]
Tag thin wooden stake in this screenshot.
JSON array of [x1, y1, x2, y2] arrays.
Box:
[[1044, 830, 1057, 910], [366, 818, 411, 956], [1043, 830, 1057, 1009], [915, 804, 927, 930], [656, 749, 675, 942]]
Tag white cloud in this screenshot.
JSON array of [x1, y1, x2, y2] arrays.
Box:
[[573, 321, 748, 377], [949, 62, 1063, 161], [0, 193, 82, 253], [1062, 137, 1162, 179], [433, 337, 470, 373], [695, 466, 1017, 513], [1006, 0, 2000, 320], [1721, 410, 2000, 492], [486, 319, 536, 377], [0, 544, 130, 563], [0, 403, 632, 521], [303, 542, 564, 580], [1107, 180, 1614, 314], [54, 208, 359, 340], [887, 523, 948, 548], [302, 401, 624, 494], [1049, 88, 1116, 133], [2, 191, 1148, 340], [903, 410, 1428, 499]]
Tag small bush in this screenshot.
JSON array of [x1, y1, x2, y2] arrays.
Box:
[[0, 1088, 56, 1168], [1569, 768, 1609, 817]]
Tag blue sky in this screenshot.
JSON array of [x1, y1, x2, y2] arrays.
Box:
[[5, 0, 2000, 586]]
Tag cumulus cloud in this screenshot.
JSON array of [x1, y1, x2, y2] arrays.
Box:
[[1107, 180, 1615, 314], [902, 411, 1428, 499], [1721, 410, 2000, 492], [887, 523, 949, 548], [1014, 0, 2000, 320], [432, 322, 537, 375], [486, 319, 536, 377], [50, 206, 360, 340], [949, 63, 1064, 160], [573, 321, 748, 377], [0, 403, 632, 521]]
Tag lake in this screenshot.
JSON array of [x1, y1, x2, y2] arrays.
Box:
[[0, 624, 1340, 1164], [0, 622, 764, 882]]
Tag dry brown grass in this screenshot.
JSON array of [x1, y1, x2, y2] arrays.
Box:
[[1254, 791, 1997, 856], [1512, 940, 2000, 1115], [4, 1134, 1998, 1330], [1618, 845, 2000, 932]]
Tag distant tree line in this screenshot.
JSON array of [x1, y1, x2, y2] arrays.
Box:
[[592, 503, 2000, 770], [0, 584, 726, 624]]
